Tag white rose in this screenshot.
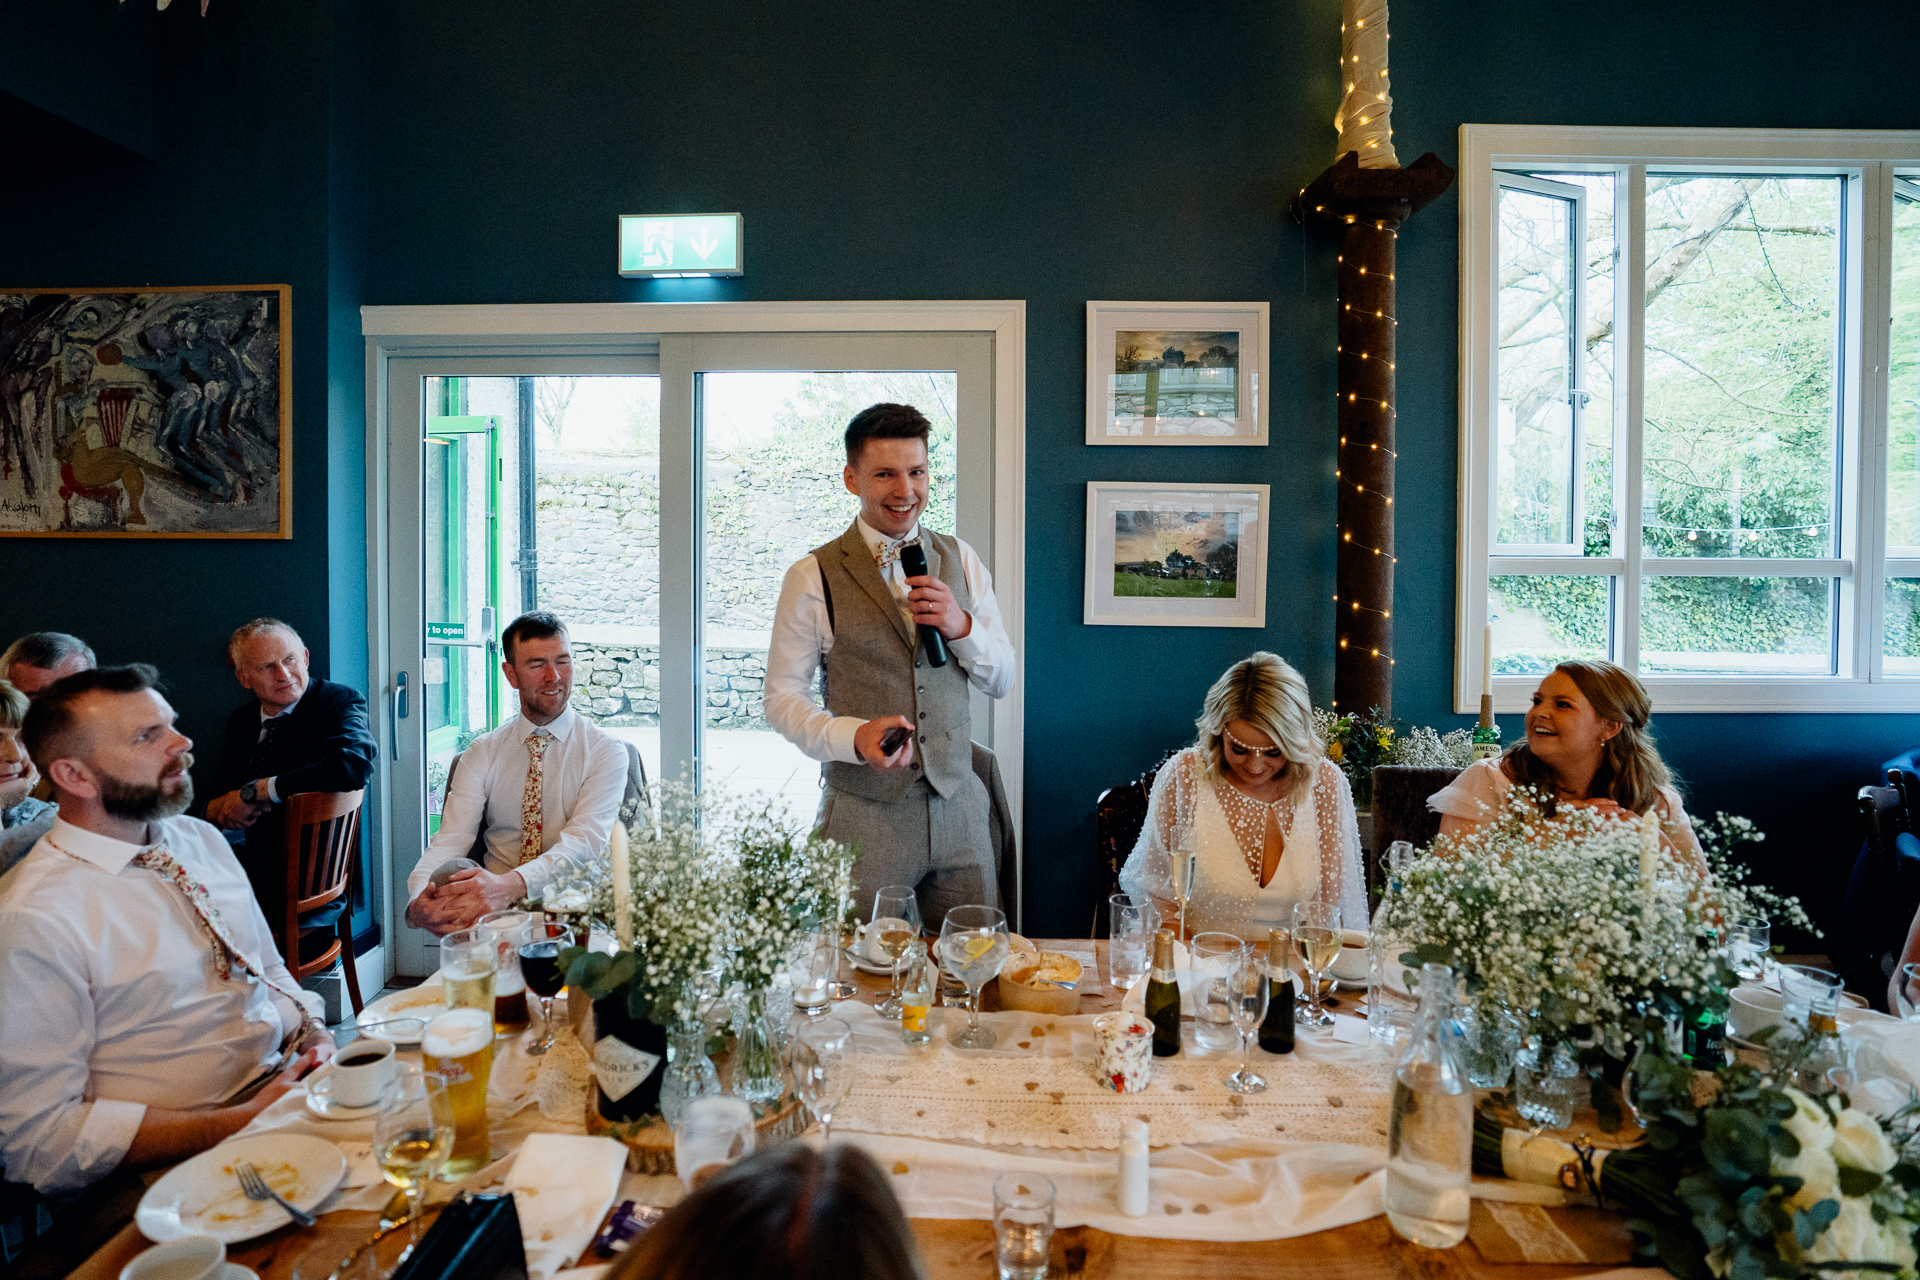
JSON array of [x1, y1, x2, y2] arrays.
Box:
[[1777, 1146, 1839, 1212], [1800, 1197, 1883, 1269], [1780, 1087, 1836, 1154], [1830, 1108, 1897, 1174], [1880, 1217, 1919, 1273]]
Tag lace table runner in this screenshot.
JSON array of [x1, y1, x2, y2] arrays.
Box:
[[834, 1051, 1391, 1149]]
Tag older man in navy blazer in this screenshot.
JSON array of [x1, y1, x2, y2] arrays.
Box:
[[204, 618, 375, 923]]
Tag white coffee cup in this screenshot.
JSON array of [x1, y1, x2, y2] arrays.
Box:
[[120, 1234, 224, 1280], [311, 1036, 396, 1109]]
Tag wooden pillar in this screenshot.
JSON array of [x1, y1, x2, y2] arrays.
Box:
[[1295, 151, 1453, 718]]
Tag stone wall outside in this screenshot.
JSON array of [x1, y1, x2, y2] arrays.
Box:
[[569, 640, 769, 731]]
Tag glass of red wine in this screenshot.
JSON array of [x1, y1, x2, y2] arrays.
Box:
[[518, 921, 571, 1056]]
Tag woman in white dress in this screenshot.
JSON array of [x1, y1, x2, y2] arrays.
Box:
[[1119, 652, 1368, 940], [1429, 659, 1705, 870]]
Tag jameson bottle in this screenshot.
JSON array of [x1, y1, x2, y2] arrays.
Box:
[[1145, 929, 1183, 1058], [1683, 929, 1727, 1068], [1259, 928, 1296, 1055], [591, 993, 669, 1123], [1471, 694, 1501, 762]]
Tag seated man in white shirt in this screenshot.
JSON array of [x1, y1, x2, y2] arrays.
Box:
[[405, 612, 625, 936], [0, 665, 330, 1199]]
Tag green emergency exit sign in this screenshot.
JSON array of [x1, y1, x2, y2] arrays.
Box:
[[618, 213, 744, 278], [426, 621, 467, 641]]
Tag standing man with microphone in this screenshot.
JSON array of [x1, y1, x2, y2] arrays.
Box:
[[765, 403, 1015, 928]]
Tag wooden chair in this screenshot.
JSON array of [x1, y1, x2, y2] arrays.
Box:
[[1367, 765, 1464, 911], [281, 789, 366, 1015], [1092, 750, 1180, 936]]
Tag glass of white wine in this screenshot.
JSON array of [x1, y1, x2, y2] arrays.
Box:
[[870, 885, 923, 1018], [939, 904, 1010, 1049], [373, 1065, 454, 1242], [1291, 899, 1342, 1028]]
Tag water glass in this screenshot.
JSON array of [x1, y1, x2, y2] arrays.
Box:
[[1895, 963, 1920, 1021], [790, 1016, 853, 1143], [1729, 917, 1771, 982], [1108, 893, 1157, 993], [1780, 964, 1844, 1035], [1456, 1000, 1522, 1089], [671, 1094, 755, 1192], [991, 1172, 1055, 1280], [1189, 932, 1244, 1052], [790, 929, 837, 1017]]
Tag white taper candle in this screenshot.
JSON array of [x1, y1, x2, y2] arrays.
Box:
[[610, 820, 633, 949]]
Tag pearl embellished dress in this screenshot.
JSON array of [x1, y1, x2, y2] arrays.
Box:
[[1119, 749, 1368, 939]]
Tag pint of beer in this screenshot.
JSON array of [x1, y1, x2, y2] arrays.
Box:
[[439, 928, 497, 1017], [478, 911, 533, 1035], [421, 1008, 494, 1177]]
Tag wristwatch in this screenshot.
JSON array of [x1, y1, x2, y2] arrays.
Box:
[[241, 780, 262, 804]]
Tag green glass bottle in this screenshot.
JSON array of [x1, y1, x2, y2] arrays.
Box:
[[1258, 928, 1296, 1055], [1683, 929, 1727, 1067], [1471, 694, 1501, 762], [1145, 929, 1183, 1057]]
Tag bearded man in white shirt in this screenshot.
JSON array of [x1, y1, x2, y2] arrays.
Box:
[[0, 665, 330, 1199], [765, 403, 1016, 928], [404, 612, 626, 936]]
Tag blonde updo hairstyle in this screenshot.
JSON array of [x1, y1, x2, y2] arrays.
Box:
[[1502, 658, 1675, 816], [1194, 652, 1324, 809]]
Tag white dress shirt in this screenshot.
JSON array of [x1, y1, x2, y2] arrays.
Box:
[[406, 706, 626, 904], [0, 816, 321, 1196], [765, 517, 1016, 765]]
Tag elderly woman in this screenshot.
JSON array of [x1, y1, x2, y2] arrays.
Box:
[[1431, 659, 1704, 868], [1119, 652, 1368, 939]]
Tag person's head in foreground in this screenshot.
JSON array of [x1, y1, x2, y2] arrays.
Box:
[[611, 1142, 923, 1280], [1193, 650, 1322, 806], [22, 664, 194, 828], [1504, 658, 1672, 814]]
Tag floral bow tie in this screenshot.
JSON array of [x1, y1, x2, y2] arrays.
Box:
[[874, 538, 911, 569]]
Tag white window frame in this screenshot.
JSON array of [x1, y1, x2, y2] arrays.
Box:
[[361, 301, 1027, 977], [1458, 124, 1920, 713]]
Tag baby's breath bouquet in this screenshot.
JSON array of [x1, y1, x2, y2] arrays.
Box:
[[550, 780, 853, 1028], [1381, 787, 1811, 1062]]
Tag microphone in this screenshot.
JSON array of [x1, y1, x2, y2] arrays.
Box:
[[898, 542, 950, 668]]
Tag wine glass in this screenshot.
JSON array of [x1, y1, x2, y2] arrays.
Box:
[[517, 920, 570, 1055], [373, 1065, 453, 1242], [1224, 944, 1270, 1094], [1291, 899, 1341, 1028], [939, 904, 1010, 1049], [790, 1016, 853, 1143], [870, 886, 923, 1018]]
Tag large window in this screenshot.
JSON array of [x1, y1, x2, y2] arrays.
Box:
[[1458, 126, 1920, 712]]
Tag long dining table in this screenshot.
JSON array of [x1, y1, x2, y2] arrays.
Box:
[[74, 940, 1660, 1280]]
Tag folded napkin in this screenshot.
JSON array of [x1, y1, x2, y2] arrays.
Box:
[[506, 1134, 628, 1280], [1849, 1019, 1920, 1095]]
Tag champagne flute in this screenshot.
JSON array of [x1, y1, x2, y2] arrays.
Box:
[[1291, 899, 1342, 1028], [939, 904, 1010, 1049], [1224, 944, 1270, 1094], [373, 1065, 454, 1242], [870, 886, 923, 1018], [1169, 845, 1197, 944], [790, 1016, 853, 1143]]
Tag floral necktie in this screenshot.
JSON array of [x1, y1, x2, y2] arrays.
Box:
[[519, 732, 550, 865]]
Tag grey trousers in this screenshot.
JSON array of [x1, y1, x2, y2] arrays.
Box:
[[814, 773, 997, 929]]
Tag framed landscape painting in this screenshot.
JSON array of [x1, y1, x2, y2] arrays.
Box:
[[0, 285, 291, 538], [1086, 301, 1269, 445], [1084, 481, 1269, 627]]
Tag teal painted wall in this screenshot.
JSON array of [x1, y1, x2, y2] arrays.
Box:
[[7, 0, 1918, 945]]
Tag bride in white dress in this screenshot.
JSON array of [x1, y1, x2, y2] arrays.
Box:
[[1119, 652, 1368, 940]]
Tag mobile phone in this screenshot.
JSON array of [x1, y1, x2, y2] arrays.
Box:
[[878, 724, 912, 756]]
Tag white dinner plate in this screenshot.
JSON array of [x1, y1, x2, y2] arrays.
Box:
[[354, 983, 449, 1043], [137, 1133, 347, 1244]]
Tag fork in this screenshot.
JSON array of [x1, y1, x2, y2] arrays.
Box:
[[234, 1160, 316, 1227]]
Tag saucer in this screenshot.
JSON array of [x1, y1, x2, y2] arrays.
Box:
[[304, 1086, 380, 1122]]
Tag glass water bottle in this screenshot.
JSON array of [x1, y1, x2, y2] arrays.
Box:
[[1385, 963, 1473, 1249]]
